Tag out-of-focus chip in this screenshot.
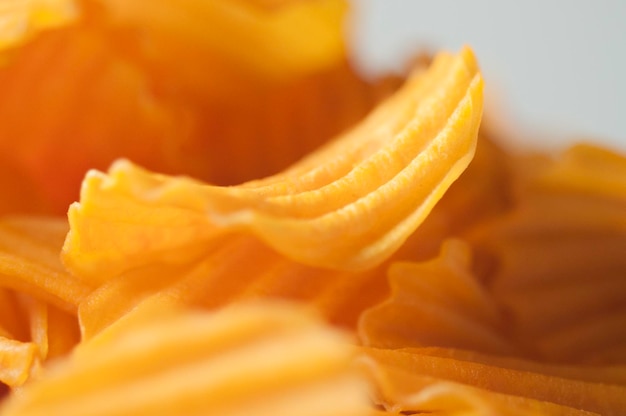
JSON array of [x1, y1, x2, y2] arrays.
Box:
[[1, 301, 371, 416], [0, 0, 77, 50]]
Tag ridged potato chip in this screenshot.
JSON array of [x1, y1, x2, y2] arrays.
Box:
[[1, 302, 370, 416], [1, 0, 625, 414], [62, 46, 483, 279], [0, 217, 90, 312], [357, 143, 626, 415], [0, 0, 394, 215], [467, 144, 626, 363], [361, 347, 626, 415]]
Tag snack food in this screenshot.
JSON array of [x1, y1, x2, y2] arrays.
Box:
[[0, 1, 624, 415]]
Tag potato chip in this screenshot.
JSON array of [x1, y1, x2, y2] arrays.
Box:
[[62, 46, 483, 282], [356, 141, 626, 413], [361, 357, 605, 415], [74, 134, 508, 338], [0, 338, 39, 388], [93, 0, 349, 89], [466, 145, 626, 363], [1, 302, 370, 416], [359, 239, 516, 355], [0, 0, 77, 51], [75, 236, 393, 339], [0, 0, 393, 215], [0, 289, 29, 343], [0, 23, 186, 215], [0, 293, 79, 390], [70, 127, 504, 338], [1, 0, 625, 413], [360, 347, 626, 415], [0, 217, 91, 312]]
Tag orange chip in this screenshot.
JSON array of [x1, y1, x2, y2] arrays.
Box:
[[465, 144, 626, 364], [361, 362, 604, 415], [360, 347, 626, 415], [0, 293, 79, 389], [0, 288, 29, 343], [359, 240, 516, 355], [0, 217, 91, 312], [62, 46, 483, 284], [0, 338, 39, 388], [2, 0, 625, 413], [75, 232, 388, 339], [0, 0, 391, 215], [94, 0, 349, 90], [356, 141, 626, 412], [1, 301, 370, 416], [0, 0, 77, 51]]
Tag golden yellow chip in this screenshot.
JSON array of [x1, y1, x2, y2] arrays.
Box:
[[62, 46, 483, 283]]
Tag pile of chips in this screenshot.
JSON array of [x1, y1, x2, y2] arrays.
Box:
[[0, 1, 624, 415]]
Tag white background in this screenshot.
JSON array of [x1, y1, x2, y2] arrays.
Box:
[[350, 0, 626, 153]]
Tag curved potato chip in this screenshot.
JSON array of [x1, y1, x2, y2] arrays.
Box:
[[361, 347, 626, 415], [75, 232, 391, 339], [0, 292, 80, 389], [364, 366, 603, 415], [0, 338, 39, 388], [0, 217, 91, 312], [74, 132, 508, 338], [0, 23, 187, 215], [0, 6, 396, 215], [1, 301, 370, 416], [532, 143, 626, 201], [466, 145, 626, 363], [359, 239, 516, 355], [0, 251, 80, 389], [0, 0, 623, 413], [63, 46, 483, 281], [182, 62, 404, 186], [390, 347, 626, 388], [356, 141, 626, 412], [94, 0, 349, 90]]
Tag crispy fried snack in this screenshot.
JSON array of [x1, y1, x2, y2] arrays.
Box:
[[1, 1, 625, 415], [0, 302, 370, 416]]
